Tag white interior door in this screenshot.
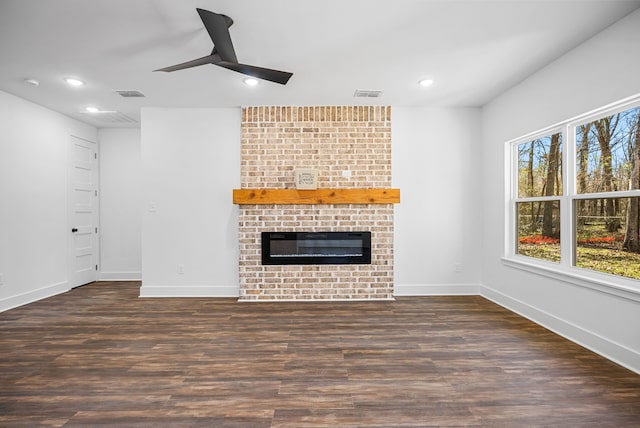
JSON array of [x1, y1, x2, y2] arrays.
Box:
[[69, 135, 99, 288]]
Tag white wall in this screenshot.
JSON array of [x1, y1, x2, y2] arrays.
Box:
[[0, 90, 97, 311], [140, 108, 240, 297], [481, 9, 640, 372], [98, 128, 141, 280], [139, 106, 483, 299], [393, 107, 483, 295]]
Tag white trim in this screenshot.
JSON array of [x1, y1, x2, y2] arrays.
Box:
[[481, 285, 640, 375], [514, 195, 562, 203], [502, 257, 640, 303], [505, 94, 640, 294], [394, 283, 481, 296], [139, 285, 239, 298], [0, 281, 70, 313], [238, 297, 396, 302], [504, 141, 514, 257], [99, 271, 142, 281], [572, 190, 640, 200]]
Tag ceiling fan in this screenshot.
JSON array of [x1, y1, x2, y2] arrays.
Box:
[[154, 8, 293, 85]]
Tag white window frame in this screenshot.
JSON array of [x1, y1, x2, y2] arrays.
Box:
[[504, 94, 640, 303]]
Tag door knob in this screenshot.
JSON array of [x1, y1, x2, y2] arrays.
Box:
[[71, 228, 78, 233]]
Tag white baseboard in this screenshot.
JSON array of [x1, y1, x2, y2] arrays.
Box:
[[238, 297, 396, 302], [481, 285, 640, 375], [394, 283, 481, 296], [99, 271, 142, 281], [0, 281, 70, 312], [139, 284, 239, 298]]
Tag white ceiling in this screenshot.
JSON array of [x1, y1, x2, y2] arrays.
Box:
[[1, 0, 639, 128]]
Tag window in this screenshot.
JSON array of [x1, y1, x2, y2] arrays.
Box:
[[515, 132, 563, 263], [507, 95, 640, 291]]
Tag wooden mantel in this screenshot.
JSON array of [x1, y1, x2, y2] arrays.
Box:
[[233, 188, 400, 205]]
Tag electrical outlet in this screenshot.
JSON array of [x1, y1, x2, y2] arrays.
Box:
[[177, 264, 185, 275]]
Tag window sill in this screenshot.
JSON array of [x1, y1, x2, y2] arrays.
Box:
[[501, 256, 640, 303]]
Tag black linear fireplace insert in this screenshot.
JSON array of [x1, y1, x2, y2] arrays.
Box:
[[261, 231, 371, 265]]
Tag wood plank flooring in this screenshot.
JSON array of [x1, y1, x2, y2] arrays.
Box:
[[1, 281, 639, 427]]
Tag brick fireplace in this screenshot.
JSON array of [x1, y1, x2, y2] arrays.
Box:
[[237, 106, 395, 300]]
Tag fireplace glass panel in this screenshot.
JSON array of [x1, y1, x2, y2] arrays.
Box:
[[262, 232, 371, 265]]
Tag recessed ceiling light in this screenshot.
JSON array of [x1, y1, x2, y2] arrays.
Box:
[[418, 78, 434, 88], [85, 106, 100, 113], [23, 79, 40, 86], [64, 77, 85, 87], [243, 78, 259, 87]]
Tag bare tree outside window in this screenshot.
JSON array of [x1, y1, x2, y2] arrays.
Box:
[[574, 107, 640, 279], [516, 133, 562, 263], [512, 103, 640, 280]]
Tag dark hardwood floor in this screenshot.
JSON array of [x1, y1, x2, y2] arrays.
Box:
[[1, 282, 639, 427]]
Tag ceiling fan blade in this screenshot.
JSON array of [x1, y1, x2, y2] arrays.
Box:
[[196, 8, 237, 63], [154, 53, 219, 72], [156, 9, 294, 84], [217, 61, 293, 85]]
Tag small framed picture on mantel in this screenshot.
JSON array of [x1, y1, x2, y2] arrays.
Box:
[[294, 169, 318, 190]]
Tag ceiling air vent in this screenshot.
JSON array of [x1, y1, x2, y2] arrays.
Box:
[[113, 90, 145, 98], [80, 111, 138, 124], [354, 89, 383, 98]]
